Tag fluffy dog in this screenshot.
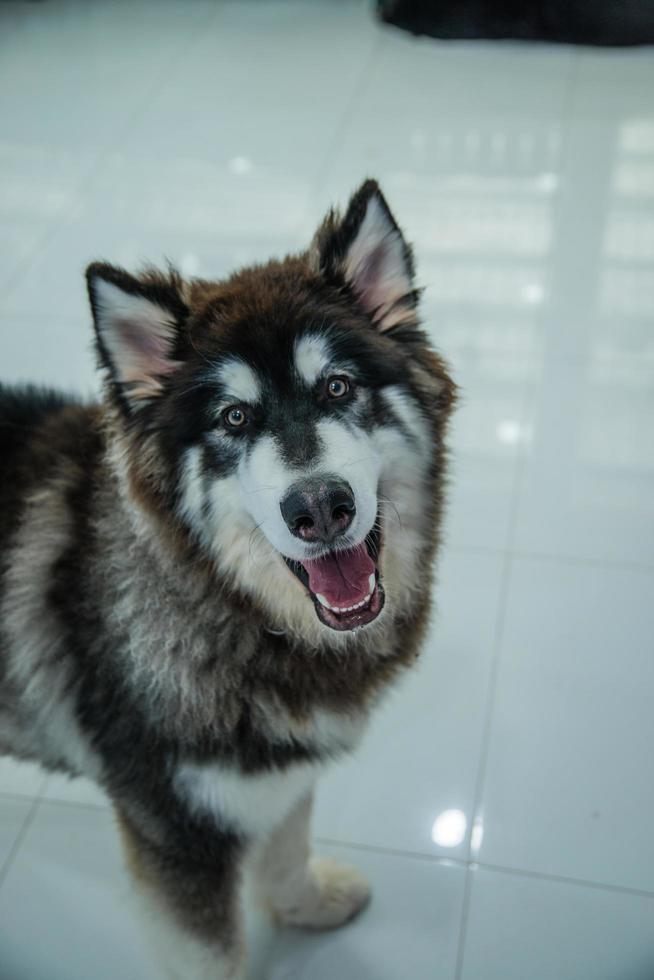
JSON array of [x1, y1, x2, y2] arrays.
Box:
[[0, 180, 456, 979]]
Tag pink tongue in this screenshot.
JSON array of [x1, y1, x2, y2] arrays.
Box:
[[301, 544, 376, 606]]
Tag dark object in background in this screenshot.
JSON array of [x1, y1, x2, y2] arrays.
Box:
[[377, 0, 654, 45]]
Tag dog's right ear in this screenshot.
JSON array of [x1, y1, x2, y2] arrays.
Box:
[[86, 263, 188, 415]]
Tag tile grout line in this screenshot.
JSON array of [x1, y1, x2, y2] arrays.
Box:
[[0, 760, 113, 888], [446, 544, 654, 573], [453, 318, 544, 978], [0, 794, 41, 891], [314, 835, 469, 870], [315, 834, 654, 903], [0, 762, 93, 890], [452, 61, 626, 972], [0, 783, 47, 806], [548, 44, 583, 253], [28, 794, 110, 813], [475, 860, 654, 903], [453, 864, 475, 980], [451, 555, 513, 980], [451, 55, 587, 963], [502, 549, 654, 573], [311, 22, 385, 198]]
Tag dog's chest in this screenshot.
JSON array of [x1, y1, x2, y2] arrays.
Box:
[[173, 706, 366, 838], [174, 759, 321, 837]]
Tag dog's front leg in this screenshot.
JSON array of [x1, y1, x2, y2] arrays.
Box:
[[116, 809, 244, 980], [253, 791, 371, 930]]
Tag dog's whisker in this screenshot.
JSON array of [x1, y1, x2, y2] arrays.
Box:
[[247, 521, 266, 557], [377, 495, 403, 529], [243, 484, 280, 496], [340, 454, 379, 470]]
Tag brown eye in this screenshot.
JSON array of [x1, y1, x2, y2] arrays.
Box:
[[223, 406, 247, 429], [326, 376, 350, 399]]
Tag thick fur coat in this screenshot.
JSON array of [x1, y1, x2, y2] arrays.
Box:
[[0, 180, 456, 979]]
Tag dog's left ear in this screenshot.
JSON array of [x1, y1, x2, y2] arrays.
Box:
[[311, 179, 418, 332], [86, 262, 188, 415]]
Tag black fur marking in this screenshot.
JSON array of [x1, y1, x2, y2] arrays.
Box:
[[374, 388, 422, 448], [0, 384, 75, 555], [119, 805, 243, 950], [202, 438, 241, 481], [160, 314, 414, 477]]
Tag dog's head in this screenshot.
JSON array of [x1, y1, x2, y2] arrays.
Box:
[[87, 180, 455, 640]]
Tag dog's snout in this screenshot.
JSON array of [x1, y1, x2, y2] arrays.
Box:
[[280, 478, 356, 543]]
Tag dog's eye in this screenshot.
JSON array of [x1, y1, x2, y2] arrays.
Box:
[[326, 376, 350, 399], [223, 406, 248, 429]]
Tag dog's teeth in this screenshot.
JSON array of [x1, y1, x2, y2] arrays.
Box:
[[368, 573, 376, 592], [321, 593, 374, 615]]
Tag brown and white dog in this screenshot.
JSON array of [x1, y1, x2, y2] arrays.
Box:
[[0, 180, 456, 979]]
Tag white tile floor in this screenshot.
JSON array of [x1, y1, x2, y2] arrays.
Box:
[[0, 1, 653, 977]]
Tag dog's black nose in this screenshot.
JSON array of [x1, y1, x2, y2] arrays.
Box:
[[280, 478, 356, 543]]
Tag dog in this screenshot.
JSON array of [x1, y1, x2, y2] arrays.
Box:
[[0, 179, 456, 979]]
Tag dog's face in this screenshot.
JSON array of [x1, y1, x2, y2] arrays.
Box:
[[87, 181, 454, 639]]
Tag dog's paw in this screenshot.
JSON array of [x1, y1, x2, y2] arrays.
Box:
[[273, 858, 371, 930]]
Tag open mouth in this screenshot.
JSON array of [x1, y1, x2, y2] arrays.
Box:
[[283, 524, 385, 632]]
